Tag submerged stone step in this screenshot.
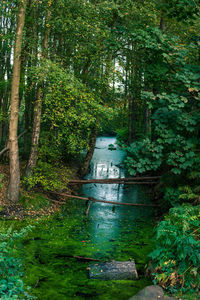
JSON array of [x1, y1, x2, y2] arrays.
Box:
[[89, 261, 138, 280]]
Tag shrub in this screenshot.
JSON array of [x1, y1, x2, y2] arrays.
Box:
[[23, 160, 70, 191], [116, 127, 129, 144], [125, 138, 163, 175], [0, 225, 34, 299], [149, 205, 200, 293]]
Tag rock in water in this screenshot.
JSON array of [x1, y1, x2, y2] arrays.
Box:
[[129, 285, 177, 300], [108, 144, 116, 151], [129, 286, 164, 300], [89, 261, 138, 280]]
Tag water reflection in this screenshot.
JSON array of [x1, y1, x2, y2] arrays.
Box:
[[82, 137, 153, 257]]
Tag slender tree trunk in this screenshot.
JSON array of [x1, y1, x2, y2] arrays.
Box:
[[128, 43, 143, 142], [145, 108, 149, 134], [7, 0, 26, 202], [80, 127, 98, 177], [23, 0, 38, 158], [128, 93, 134, 143], [159, 17, 165, 32], [26, 87, 42, 176], [26, 7, 51, 177]]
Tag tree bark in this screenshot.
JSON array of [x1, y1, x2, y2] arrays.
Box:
[[128, 93, 134, 143], [80, 127, 98, 177], [145, 107, 151, 135], [26, 7, 51, 177], [22, 0, 36, 158], [7, 0, 27, 202], [25, 87, 42, 177], [159, 17, 165, 32], [0, 130, 27, 157]]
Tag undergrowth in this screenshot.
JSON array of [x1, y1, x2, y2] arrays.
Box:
[[149, 204, 200, 294], [0, 224, 34, 299]]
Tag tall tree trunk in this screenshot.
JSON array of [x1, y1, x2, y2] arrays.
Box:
[[26, 7, 51, 177], [80, 127, 98, 177], [128, 43, 143, 142], [26, 87, 42, 176], [7, 0, 26, 202], [23, 0, 38, 158]]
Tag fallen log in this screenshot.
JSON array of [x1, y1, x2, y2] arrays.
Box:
[[49, 191, 157, 207], [119, 182, 157, 185], [74, 256, 100, 262], [0, 130, 27, 157], [68, 176, 160, 185], [55, 253, 101, 262]]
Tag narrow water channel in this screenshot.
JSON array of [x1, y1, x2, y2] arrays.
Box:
[[82, 137, 154, 257], [21, 136, 155, 300]]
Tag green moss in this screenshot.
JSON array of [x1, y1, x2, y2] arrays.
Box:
[[20, 192, 51, 211], [1, 196, 198, 299], [16, 204, 153, 299], [0, 199, 155, 299]]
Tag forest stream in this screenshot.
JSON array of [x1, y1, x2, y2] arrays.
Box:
[[18, 137, 155, 299]]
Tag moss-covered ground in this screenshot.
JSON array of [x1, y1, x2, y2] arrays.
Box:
[[0, 196, 155, 300]]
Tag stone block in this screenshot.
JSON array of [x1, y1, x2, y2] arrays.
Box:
[[89, 261, 138, 280]]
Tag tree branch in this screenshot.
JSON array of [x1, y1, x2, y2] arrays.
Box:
[[0, 130, 27, 157]]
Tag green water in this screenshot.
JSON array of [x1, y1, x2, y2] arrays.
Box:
[[12, 137, 155, 299]]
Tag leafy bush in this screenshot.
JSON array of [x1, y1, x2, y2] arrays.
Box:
[[29, 60, 105, 157], [149, 205, 200, 293], [124, 62, 200, 177], [125, 138, 163, 175], [163, 187, 181, 207], [159, 176, 200, 207], [23, 160, 70, 191], [0, 225, 34, 299], [116, 127, 129, 144]]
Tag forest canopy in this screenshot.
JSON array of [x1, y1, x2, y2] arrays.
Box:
[[0, 0, 199, 298]]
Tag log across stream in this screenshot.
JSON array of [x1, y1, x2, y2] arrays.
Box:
[[68, 176, 160, 184]]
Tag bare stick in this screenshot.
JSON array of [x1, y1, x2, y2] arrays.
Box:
[[85, 200, 92, 217], [0, 130, 27, 157]]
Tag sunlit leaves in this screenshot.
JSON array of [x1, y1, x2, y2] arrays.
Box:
[[28, 60, 105, 155]]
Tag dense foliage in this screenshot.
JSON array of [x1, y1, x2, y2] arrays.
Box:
[[150, 205, 200, 293], [0, 225, 33, 299], [125, 60, 200, 177]]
